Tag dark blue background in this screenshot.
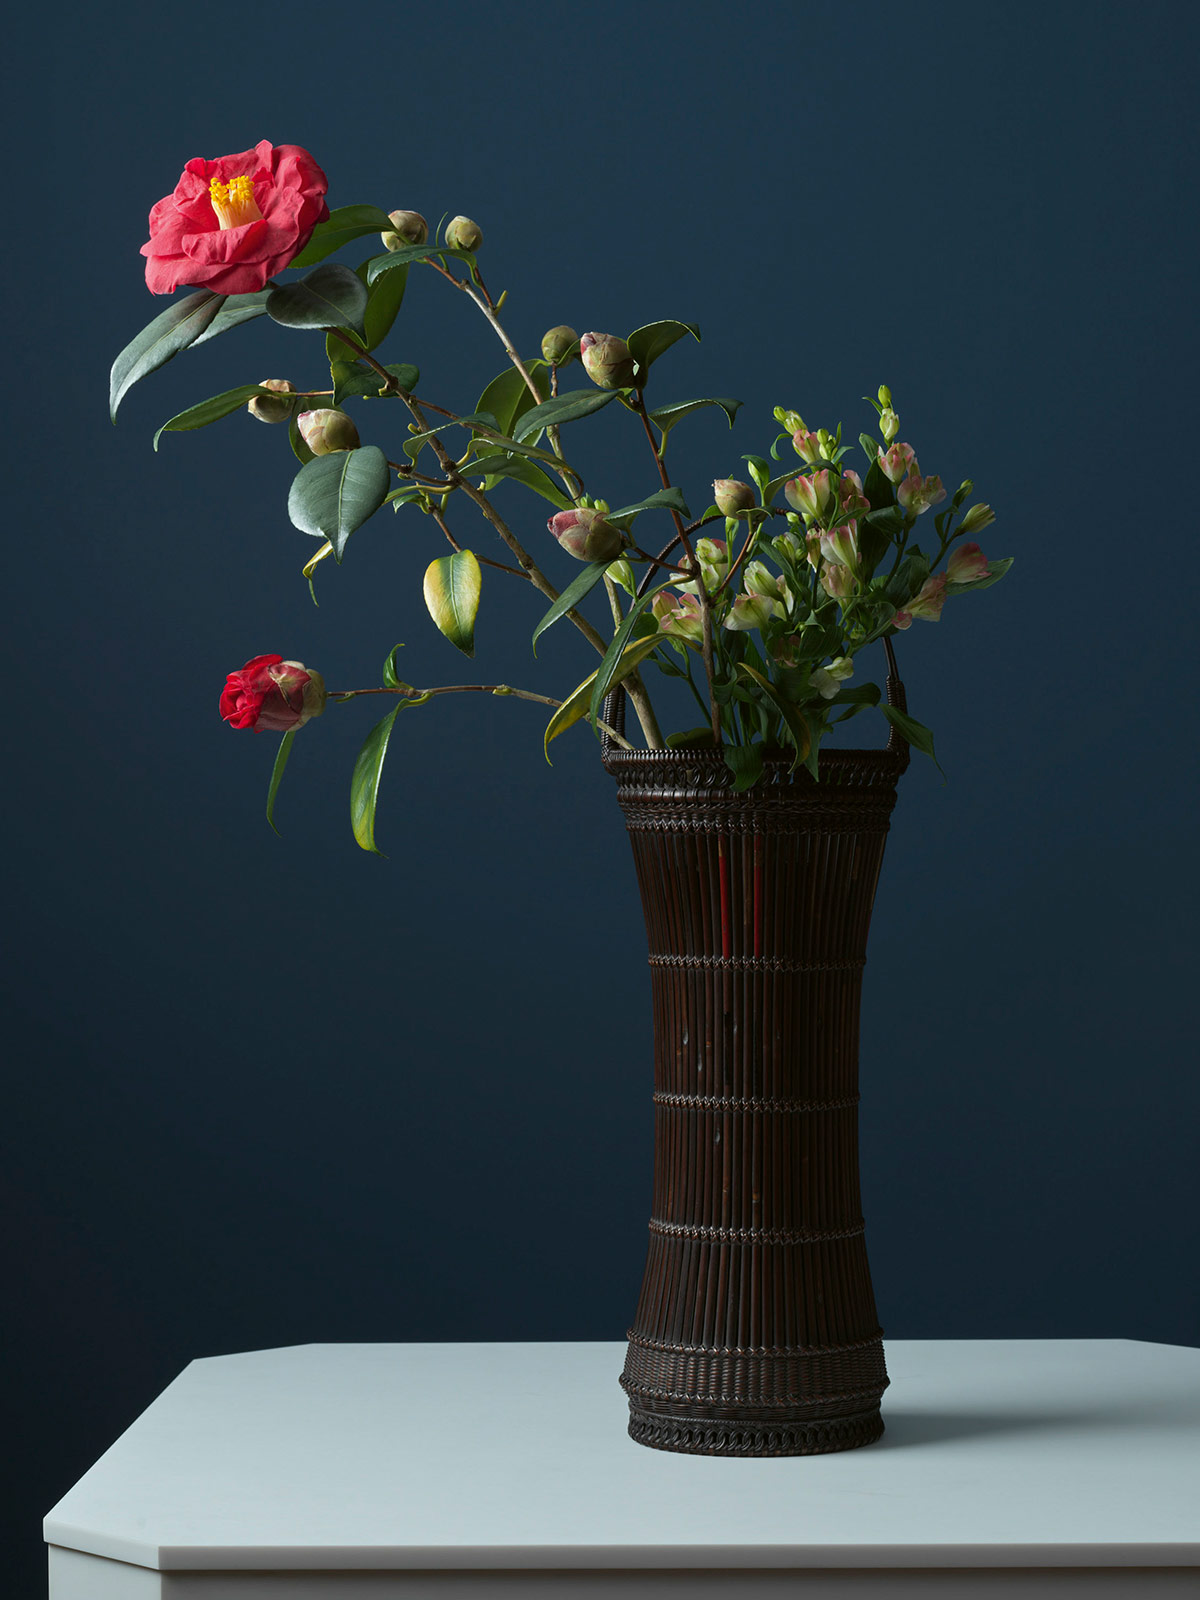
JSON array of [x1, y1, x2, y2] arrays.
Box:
[[7, 0, 1198, 1588]]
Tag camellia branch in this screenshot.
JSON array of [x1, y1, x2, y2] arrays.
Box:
[[327, 682, 635, 751]]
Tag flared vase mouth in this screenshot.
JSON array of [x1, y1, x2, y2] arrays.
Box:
[[602, 740, 908, 791]]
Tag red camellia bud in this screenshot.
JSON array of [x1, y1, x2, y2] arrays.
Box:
[[219, 656, 327, 733], [547, 507, 624, 562]]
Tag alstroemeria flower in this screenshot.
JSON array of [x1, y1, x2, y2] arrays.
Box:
[[893, 573, 948, 630], [897, 473, 947, 515], [141, 141, 329, 296], [819, 519, 860, 569], [810, 656, 855, 699], [651, 592, 704, 643], [839, 469, 870, 514], [820, 561, 855, 600], [784, 470, 836, 521], [724, 592, 784, 632], [947, 542, 989, 584], [878, 442, 917, 485], [792, 429, 824, 464]]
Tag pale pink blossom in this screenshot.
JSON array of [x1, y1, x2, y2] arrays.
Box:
[[878, 442, 917, 484], [896, 472, 947, 515], [840, 469, 869, 514], [947, 542, 989, 584], [819, 519, 859, 569]]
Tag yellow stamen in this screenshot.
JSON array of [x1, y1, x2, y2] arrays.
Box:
[[209, 174, 264, 230]]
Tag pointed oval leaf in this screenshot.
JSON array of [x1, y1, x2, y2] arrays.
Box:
[[351, 705, 401, 855], [627, 319, 701, 380], [265, 730, 298, 836], [286, 445, 391, 560], [736, 661, 811, 774], [881, 704, 944, 775], [153, 383, 289, 449], [363, 263, 408, 350], [423, 550, 481, 656], [513, 388, 619, 441], [287, 205, 397, 269], [190, 289, 272, 347], [607, 486, 691, 530], [364, 244, 478, 284], [475, 362, 549, 439], [110, 290, 226, 420], [267, 264, 369, 333], [530, 560, 613, 654], [648, 396, 741, 436], [473, 451, 571, 511], [588, 583, 673, 727], [544, 634, 664, 760]]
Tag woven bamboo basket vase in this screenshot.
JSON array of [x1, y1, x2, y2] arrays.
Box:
[[601, 679, 910, 1457]]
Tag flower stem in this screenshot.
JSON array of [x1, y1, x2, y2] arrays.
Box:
[[328, 682, 634, 750]]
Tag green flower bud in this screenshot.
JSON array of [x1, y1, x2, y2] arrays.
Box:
[[712, 478, 756, 517], [608, 557, 636, 596], [959, 502, 996, 535], [541, 325, 579, 366], [381, 210, 428, 250], [247, 379, 297, 424], [580, 332, 635, 390], [296, 409, 360, 455], [444, 215, 482, 251], [877, 385, 892, 407], [774, 407, 805, 434], [880, 407, 900, 443]]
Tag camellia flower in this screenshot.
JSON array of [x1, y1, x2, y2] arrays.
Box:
[[547, 507, 623, 562], [651, 591, 704, 643], [892, 573, 948, 629], [947, 542, 989, 584], [877, 442, 917, 485], [219, 656, 326, 733], [141, 141, 329, 296], [810, 656, 855, 699], [897, 473, 947, 515]]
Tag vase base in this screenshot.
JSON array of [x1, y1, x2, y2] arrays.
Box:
[[627, 1403, 884, 1457]]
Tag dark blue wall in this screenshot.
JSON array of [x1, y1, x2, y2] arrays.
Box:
[[7, 0, 1198, 1588]]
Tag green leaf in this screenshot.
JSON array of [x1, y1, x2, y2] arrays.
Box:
[[470, 452, 571, 511], [607, 486, 691, 531], [864, 457, 897, 512], [153, 383, 289, 450], [648, 396, 742, 438], [627, 319, 701, 382], [110, 290, 226, 421], [287, 445, 391, 559], [330, 359, 417, 405], [265, 730, 297, 836], [288, 205, 396, 270], [476, 362, 549, 439], [881, 704, 944, 774], [830, 682, 882, 707], [588, 584, 672, 729], [859, 432, 882, 466], [723, 741, 765, 792], [947, 555, 1013, 593], [364, 243, 477, 284], [736, 661, 811, 774], [513, 387, 620, 441], [666, 727, 717, 749], [289, 412, 316, 465], [362, 263, 408, 351], [764, 468, 799, 504], [544, 634, 664, 760], [190, 290, 272, 347], [267, 264, 369, 334], [423, 549, 482, 656], [382, 643, 409, 689], [531, 560, 613, 653], [350, 705, 400, 855]]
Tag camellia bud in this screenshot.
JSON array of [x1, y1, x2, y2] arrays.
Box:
[[811, 656, 855, 700], [297, 409, 360, 455], [541, 325, 579, 366], [547, 507, 623, 562], [381, 209, 428, 249], [712, 478, 756, 516], [959, 503, 996, 536], [247, 379, 297, 424], [879, 407, 900, 444], [444, 215, 483, 251], [219, 655, 326, 733], [946, 542, 990, 584], [580, 332, 635, 390], [878, 442, 917, 484]]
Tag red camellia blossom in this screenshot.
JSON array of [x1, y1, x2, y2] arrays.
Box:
[[219, 656, 327, 733], [141, 141, 329, 296]]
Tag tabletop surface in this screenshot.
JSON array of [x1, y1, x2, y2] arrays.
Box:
[[44, 1339, 1200, 1572]]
